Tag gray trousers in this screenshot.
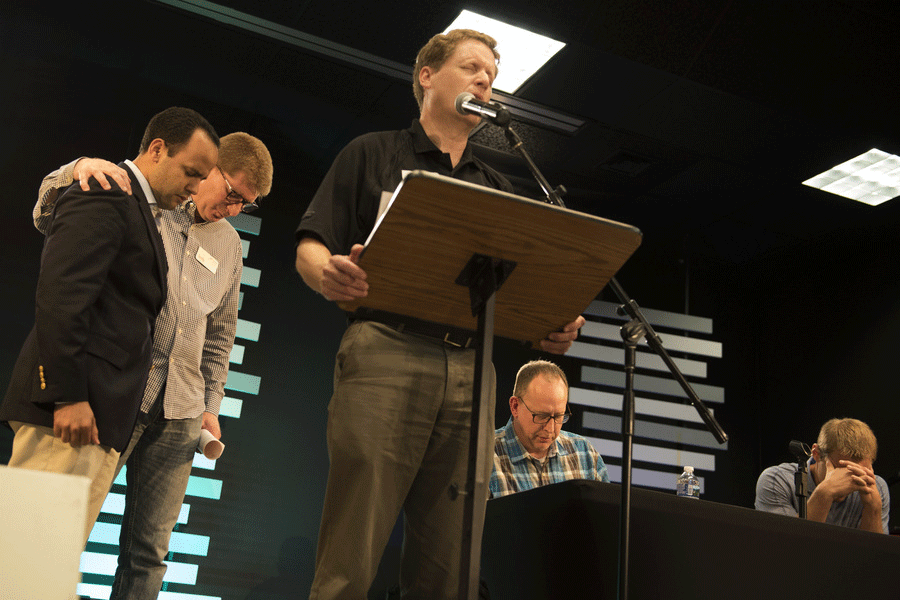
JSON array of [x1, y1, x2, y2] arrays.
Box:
[[309, 321, 494, 600]]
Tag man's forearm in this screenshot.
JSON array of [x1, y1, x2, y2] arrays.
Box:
[[805, 488, 833, 523], [859, 490, 885, 533], [859, 506, 885, 534], [34, 158, 81, 234], [295, 237, 330, 294], [200, 252, 242, 418]]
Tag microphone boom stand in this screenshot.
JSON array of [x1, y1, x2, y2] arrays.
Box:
[[500, 120, 729, 600], [789, 440, 811, 518]]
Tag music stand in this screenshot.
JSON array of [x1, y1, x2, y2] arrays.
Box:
[[339, 170, 642, 600]]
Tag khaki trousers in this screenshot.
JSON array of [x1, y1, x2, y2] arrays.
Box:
[[8, 421, 120, 547]]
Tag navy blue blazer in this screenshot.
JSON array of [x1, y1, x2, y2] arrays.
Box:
[[1, 164, 167, 451]]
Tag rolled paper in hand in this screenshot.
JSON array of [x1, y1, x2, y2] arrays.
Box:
[[198, 428, 225, 460]]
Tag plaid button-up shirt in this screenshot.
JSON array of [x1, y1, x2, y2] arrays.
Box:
[[489, 418, 609, 498]]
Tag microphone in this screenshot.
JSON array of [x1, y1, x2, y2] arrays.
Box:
[[789, 440, 811, 460], [455, 92, 511, 127]]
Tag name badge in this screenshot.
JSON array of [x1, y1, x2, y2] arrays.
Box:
[[196, 246, 219, 274]]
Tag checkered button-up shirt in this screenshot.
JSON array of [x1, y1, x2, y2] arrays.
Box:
[[489, 418, 609, 498], [35, 159, 242, 418]]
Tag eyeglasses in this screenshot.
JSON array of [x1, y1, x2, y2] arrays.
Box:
[[517, 397, 570, 425], [220, 168, 259, 213]]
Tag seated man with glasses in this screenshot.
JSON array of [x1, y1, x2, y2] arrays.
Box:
[[490, 360, 609, 497]]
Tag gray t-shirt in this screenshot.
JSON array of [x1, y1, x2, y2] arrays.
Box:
[[755, 460, 890, 533]]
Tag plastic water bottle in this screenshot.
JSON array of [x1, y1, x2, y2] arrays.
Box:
[[676, 466, 700, 498]]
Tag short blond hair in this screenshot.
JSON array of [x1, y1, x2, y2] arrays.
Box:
[[218, 132, 273, 198], [412, 29, 500, 111], [817, 418, 878, 462]]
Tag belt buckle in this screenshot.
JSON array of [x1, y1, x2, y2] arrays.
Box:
[[443, 332, 474, 349]]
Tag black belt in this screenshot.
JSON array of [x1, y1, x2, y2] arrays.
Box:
[[349, 309, 479, 349]]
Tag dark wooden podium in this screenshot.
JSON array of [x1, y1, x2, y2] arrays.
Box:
[[338, 171, 642, 347], [338, 171, 642, 599]]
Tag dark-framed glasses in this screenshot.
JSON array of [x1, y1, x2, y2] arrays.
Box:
[[517, 397, 570, 425], [221, 168, 259, 213]]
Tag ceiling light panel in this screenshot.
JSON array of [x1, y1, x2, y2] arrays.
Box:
[[803, 149, 900, 206]]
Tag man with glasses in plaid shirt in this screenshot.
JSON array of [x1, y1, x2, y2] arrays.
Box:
[[32, 130, 273, 600], [490, 360, 609, 498]]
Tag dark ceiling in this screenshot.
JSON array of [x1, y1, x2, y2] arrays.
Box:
[[5, 0, 900, 266]]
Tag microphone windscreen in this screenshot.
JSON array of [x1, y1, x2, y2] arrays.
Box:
[[455, 92, 475, 115], [789, 440, 810, 459]]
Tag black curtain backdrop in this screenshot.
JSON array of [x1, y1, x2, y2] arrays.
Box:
[[3, 3, 899, 598]]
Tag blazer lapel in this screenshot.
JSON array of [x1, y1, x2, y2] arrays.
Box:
[[124, 164, 169, 309]]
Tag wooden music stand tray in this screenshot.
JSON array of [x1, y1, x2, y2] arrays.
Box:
[[338, 170, 642, 600]]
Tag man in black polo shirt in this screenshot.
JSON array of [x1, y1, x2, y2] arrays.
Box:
[[295, 29, 585, 600]]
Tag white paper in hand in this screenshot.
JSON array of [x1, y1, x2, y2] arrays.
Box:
[[198, 429, 225, 460]]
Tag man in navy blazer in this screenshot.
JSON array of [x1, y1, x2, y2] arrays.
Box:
[[0, 106, 219, 546]]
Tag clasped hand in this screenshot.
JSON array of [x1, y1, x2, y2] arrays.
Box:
[[821, 459, 880, 506]]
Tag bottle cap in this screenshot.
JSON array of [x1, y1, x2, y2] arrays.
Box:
[[684, 466, 694, 473]]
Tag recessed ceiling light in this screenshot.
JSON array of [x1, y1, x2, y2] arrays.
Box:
[[444, 10, 565, 94], [802, 149, 900, 206]]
